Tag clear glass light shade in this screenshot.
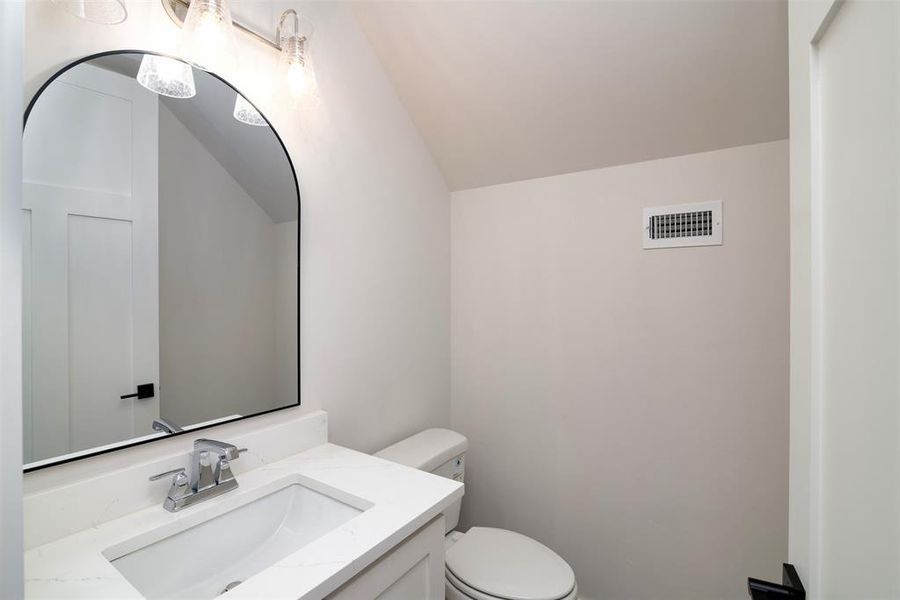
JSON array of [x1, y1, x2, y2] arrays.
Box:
[[278, 36, 316, 102], [136, 55, 196, 99], [179, 0, 237, 74], [276, 10, 316, 107], [233, 94, 268, 127], [49, 0, 127, 25]]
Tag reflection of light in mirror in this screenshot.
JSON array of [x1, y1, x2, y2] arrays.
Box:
[[180, 0, 236, 75], [137, 55, 197, 99], [277, 10, 317, 106], [233, 94, 268, 127], [49, 0, 127, 24]]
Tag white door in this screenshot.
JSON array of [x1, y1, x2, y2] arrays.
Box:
[[801, 0, 900, 596], [23, 64, 160, 463]]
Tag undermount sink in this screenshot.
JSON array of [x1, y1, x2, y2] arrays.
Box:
[[104, 478, 366, 599]]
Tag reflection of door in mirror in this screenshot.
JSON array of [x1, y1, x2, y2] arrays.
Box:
[[23, 64, 160, 463]]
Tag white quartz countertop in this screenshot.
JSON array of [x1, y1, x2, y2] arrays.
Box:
[[25, 442, 463, 599]]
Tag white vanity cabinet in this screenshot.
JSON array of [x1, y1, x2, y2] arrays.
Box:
[[326, 516, 446, 600]]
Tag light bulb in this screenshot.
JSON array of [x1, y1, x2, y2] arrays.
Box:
[[276, 10, 316, 106], [49, 0, 127, 25], [233, 94, 268, 127], [179, 0, 236, 75], [136, 55, 196, 99], [280, 38, 313, 98]]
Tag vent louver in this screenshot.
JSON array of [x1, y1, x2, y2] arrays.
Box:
[[642, 201, 722, 249]]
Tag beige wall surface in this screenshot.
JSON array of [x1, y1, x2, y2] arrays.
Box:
[[159, 102, 280, 426], [21, 0, 451, 460], [451, 140, 789, 600]]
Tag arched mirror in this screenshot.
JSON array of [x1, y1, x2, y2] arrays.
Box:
[[22, 51, 300, 471]]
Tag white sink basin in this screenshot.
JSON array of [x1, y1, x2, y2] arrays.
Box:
[[105, 478, 366, 599]]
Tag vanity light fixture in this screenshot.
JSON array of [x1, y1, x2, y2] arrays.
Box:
[[136, 55, 197, 99], [233, 94, 268, 127], [276, 9, 316, 105], [162, 1, 318, 101], [179, 0, 237, 74], [49, 0, 127, 25]]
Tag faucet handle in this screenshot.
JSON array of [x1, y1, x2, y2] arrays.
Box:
[[149, 467, 190, 508], [149, 467, 186, 482], [215, 456, 235, 484]]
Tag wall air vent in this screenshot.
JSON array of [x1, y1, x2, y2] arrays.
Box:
[[642, 200, 722, 249]]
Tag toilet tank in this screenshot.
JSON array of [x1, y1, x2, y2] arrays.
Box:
[[375, 429, 467, 532]]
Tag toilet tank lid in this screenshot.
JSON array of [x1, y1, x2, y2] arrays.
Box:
[[374, 428, 468, 473]]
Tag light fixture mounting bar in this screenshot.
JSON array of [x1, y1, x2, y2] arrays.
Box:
[[162, 0, 281, 51]]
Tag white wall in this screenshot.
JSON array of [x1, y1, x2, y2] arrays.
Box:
[[0, 1, 24, 596], [279, 0, 451, 452], [21, 0, 450, 466], [159, 102, 280, 425], [451, 140, 789, 600]]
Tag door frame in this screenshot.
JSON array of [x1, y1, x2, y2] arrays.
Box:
[[789, 1, 840, 590], [0, 1, 24, 598], [806, 1, 845, 593]]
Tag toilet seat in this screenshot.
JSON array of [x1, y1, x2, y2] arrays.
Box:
[[445, 567, 578, 600], [444, 527, 577, 600]]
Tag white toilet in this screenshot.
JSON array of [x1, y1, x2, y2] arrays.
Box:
[[376, 429, 578, 600]]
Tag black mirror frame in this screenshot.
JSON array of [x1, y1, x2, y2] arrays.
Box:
[[22, 49, 301, 473]]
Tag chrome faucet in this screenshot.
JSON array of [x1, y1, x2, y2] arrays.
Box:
[[149, 439, 247, 512], [151, 417, 182, 434]]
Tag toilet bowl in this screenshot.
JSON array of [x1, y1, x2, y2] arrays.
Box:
[[444, 528, 577, 600], [375, 429, 578, 600]]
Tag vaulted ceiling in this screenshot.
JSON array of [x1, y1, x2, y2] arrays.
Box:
[[352, 0, 788, 191]]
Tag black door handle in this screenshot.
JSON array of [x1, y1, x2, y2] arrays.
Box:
[[121, 383, 154, 400], [748, 564, 805, 599]]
